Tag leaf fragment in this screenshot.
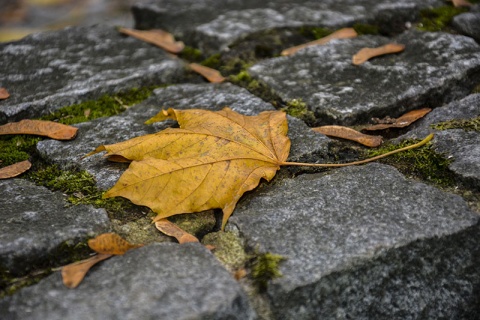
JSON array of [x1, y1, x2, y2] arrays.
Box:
[[449, 0, 472, 7], [352, 43, 405, 65], [88, 233, 142, 255], [61, 254, 112, 288], [312, 126, 382, 147], [0, 119, 78, 140], [189, 63, 226, 83], [118, 27, 185, 53], [0, 160, 32, 179], [154, 219, 199, 244], [0, 87, 10, 100], [363, 108, 432, 131], [281, 28, 357, 56]]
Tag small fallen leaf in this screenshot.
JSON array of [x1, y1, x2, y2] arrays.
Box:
[[61, 254, 112, 288], [155, 219, 200, 244], [233, 268, 247, 281], [0, 88, 10, 100], [312, 126, 382, 147], [0, 160, 31, 179], [449, 0, 472, 7], [281, 28, 358, 56], [352, 43, 405, 65], [0, 119, 78, 140], [363, 108, 432, 131], [189, 63, 226, 83], [118, 27, 185, 53], [88, 233, 142, 255]]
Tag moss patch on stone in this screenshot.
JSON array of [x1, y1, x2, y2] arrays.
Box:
[[353, 23, 380, 35], [169, 211, 216, 239], [0, 135, 42, 168], [299, 26, 332, 40], [111, 217, 169, 245], [27, 164, 143, 222], [418, 6, 468, 32], [228, 70, 282, 107], [40, 86, 159, 125], [202, 231, 248, 272], [431, 116, 480, 132], [179, 46, 203, 62], [366, 139, 456, 187], [250, 252, 285, 291], [281, 98, 316, 125]]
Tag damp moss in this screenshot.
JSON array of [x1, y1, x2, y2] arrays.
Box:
[[0, 135, 42, 168], [169, 211, 216, 239], [228, 70, 281, 107], [353, 23, 380, 35], [281, 98, 316, 124], [202, 231, 248, 271], [299, 26, 332, 40], [431, 116, 480, 132], [179, 46, 203, 62], [27, 165, 142, 222], [40, 86, 159, 125], [200, 53, 222, 69], [0, 268, 49, 299], [251, 252, 285, 291], [418, 6, 468, 32], [366, 139, 456, 187]]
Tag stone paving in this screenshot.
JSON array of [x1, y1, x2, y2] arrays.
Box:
[[1, 1, 480, 319]]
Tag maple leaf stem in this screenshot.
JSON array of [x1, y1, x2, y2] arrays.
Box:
[[281, 134, 434, 168]]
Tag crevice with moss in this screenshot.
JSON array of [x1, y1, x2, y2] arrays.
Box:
[[431, 116, 480, 132], [417, 6, 468, 32]]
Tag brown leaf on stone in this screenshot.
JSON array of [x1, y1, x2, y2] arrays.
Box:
[[88, 233, 142, 255], [352, 43, 405, 65], [0, 160, 31, 179], [312, 125, 382, 147], [61, 254, 112, 288], [189, 63, 226, 83], [450, 0, 472, 7], [0, 87, 10, 100], [118, 27, 185, 53], [155, 219, 200, 244], [281, 28, 358, 56], [0, 119, 78, 140], [233, 268, 247, 281], [363, 108, 432, 131]]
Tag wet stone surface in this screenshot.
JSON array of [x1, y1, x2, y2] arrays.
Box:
[[0, 24, 189, 124], [0, 179, 110, 276], [0, 243, 256, 320], [249, 30, 480, 126]]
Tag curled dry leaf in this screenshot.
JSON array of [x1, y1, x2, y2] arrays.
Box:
[[155, 219, 200, 244], [0, 160, 32, 179], [189, 63, 226, 83], [450, 0, 472, 7], [88, 233, 142, 255], [312, 126, 382, 147], [281, 28, 358, 56], [363, 108, 432, 131], [0, 87, 10, 100], [0, 119, 78, 140], [61, 254, 112, 289], [352, 43, 405, 65], [118, 27, 184, 53]]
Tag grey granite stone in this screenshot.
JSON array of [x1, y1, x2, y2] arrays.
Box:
[[0, 179, 110, 276], [133, 0, 443, 53], [398, 94, 480, 189], [249, 31, 480, 126], [452, 12, 480, 43], [36, 83, 330, 190], [230, 163, 480, 319], [0, 24, 188, 124], [0, 243, 256, 320]]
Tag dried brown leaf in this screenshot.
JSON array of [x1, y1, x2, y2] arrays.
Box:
[[0, 119, 78, 140], [88, 233, 142, 255], [363, 108, 432, 131], [155, 219, 200, 244], [0, 160, 31, 179], [118, 27, 184, 53], [234, 268, 247, 281], [352, 43, 405, 65], [312, 126, 382, 147], [189, 63, 226, 83], [0, 88, 10, 100], [61, 254, 112, 288], [281, 28, 358, 56], [450, 0, 472, 7]]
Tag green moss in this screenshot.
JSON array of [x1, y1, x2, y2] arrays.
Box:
[[0, 135, 42, 168], [418, 6, 468, 32], [228, 71, 281, 107], [281, 98, 316, 124], [472, 84, 480, 94], [0, 268, 49, 299], [431, 116, 480, 132], [27, 165, 141, 222], [40, 86, 159, 125], [202, 231, 248, 271], [251, 252, 285, 291], [178, 46, 203, 62], [169, 211, 216, 239], [200, 53, 222, 69], [299, 26, 332, 40], [353, 23, 380, 35], [366, 139, 456, 187]]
